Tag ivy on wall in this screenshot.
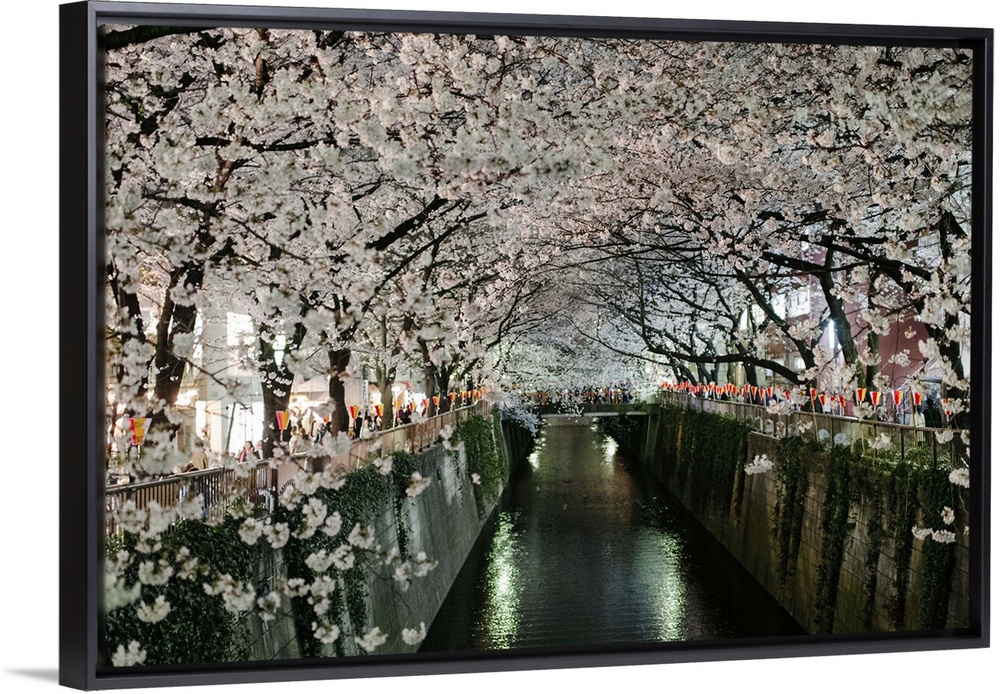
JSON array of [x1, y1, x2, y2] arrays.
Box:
[[104, 426, 511, 666], [280, 451, 419, 658], [104, 516, 258, 665], [813, 444, 855, 632], [629, 405, 750, 519], [772, 436, 818, 585], [454, 414, 507, 516], [914, 462, 958, 628], [648, 405, 964, 634]]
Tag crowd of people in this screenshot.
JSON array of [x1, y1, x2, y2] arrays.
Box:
[[668, 382, 952, 428], [519, 383, 636, 409]]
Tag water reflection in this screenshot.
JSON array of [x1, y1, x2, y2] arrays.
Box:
[[481, 512, 522, 648], [421, 418, 802, 653]]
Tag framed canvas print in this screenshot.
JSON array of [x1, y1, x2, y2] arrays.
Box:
[[59, 0, 991, 690]]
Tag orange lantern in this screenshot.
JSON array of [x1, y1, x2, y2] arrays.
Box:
[[275, 411, 290, 431], [348, 405, 359, 421], [127, 417, 148, 446], [856, 387, 867, 404], [912, 391, 924, 407], [819, 394, 828, 408], [892, 391, 903, 407], [869, 391, 882, 407], [374, 404, 383, 418]]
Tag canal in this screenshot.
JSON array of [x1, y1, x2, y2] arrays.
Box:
[[420, 416, 803, 653]]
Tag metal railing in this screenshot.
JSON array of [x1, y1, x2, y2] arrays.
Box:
[[105, 462, 273, 536], [104, 401, 492, 536], [660, 391, 966, 470]]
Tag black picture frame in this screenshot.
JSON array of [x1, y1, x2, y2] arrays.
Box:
[[59, 1, 992, 690]]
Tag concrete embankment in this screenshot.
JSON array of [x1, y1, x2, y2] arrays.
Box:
[[607, 404, 969, 635]]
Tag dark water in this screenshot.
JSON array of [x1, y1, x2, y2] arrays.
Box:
[[420, 417, 803, 653]]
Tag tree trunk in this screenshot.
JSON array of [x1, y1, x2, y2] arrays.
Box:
[[374, 363, 396, 431], [423, 363, 439, 417], [327, 348, 351, 434], [257, 328, 299, 458], [148, 265, 204, 432], [436, 368, 452, 414]]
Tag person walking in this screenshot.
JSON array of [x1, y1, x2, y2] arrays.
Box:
[[237, 440, 260, 462]]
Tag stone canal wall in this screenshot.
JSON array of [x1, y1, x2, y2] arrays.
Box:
[[613, 404, 970, 635], [245, 411, 527, 660]]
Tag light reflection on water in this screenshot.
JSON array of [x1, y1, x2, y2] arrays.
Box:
[[481, 512, 522, 648], [421, 418, 802, 653]]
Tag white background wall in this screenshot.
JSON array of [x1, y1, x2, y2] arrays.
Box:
[[2, 1, 995, 693]]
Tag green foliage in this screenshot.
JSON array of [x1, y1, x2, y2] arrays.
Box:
[[601, 413, 639, 445], [653, 403, 963, 632], [280, 452, 419, 657], [773, 436, 818, 583], [915, 463, 958, 628], [104, 515, 258, 666], [884, 462, 919, 629], [640, 404, 750, 518], [860, 490, 885, 631], [813, 444, 855, 633], [454, 414, 507, 516]]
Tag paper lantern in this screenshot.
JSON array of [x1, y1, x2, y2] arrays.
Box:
[[127, 417, 148, 446], [912, 391, 924, 407], [856, 387, 867, 404], [892, 391, 903, 406], [348, 405, 358, 421], [275, 410, 290, 431], [869, 391, 882, 407]]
